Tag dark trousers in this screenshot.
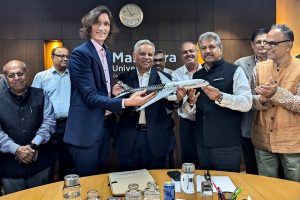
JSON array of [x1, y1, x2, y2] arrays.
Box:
[[118, 129, 167, 171], [197, 145, 241, 172], [179, 117, 198, 166], [51, 118, 72, 180], [65, 115, 115, 177], [242, 137, 258, 174]]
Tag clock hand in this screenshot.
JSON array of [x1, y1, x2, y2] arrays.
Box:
[[127, 7, 133, 16]]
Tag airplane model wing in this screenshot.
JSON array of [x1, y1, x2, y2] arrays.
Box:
[[136, 87, 176, 111]]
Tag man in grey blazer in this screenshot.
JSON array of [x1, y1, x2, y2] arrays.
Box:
[[0, 74, 8, 90], [234, 28, 268, 174]]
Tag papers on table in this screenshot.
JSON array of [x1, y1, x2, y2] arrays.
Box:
[[196, 175, 236, 193], [172, 175, 236, 193]]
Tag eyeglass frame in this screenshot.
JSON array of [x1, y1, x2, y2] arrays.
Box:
[[52, 54, 70, 59], [263, 40, 290, 48], [5, 72, 26, 79]]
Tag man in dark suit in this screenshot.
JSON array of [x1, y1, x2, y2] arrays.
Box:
[[63, 6, 155, 176], [114, 39, 185, 170], [234, 28, 268, 174]]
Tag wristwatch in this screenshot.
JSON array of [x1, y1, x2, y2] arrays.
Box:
[[217, 92, 223, 103], [30, 142, 39, 151]]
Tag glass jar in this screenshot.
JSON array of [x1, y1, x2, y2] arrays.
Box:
[[144, 181, 160, 200], [86, 189, 101, 200], [125, 183, 142, 200], [180, 163, 196, 196], [63, 174, 81, 199]]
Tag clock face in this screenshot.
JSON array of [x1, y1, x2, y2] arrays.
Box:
[[119, 4, 143, 28]]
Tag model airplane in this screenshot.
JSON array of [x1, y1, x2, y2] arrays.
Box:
[[115, 71, 209, 111]]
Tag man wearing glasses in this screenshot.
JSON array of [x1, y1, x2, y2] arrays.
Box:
[[0, 60, 55, 194], [251, 24, 300, 182], [153, 50, 173, 75], [234, 28, 268, 175], [32, 47, 70, 180]]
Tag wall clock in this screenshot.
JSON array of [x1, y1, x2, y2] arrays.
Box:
[[119, 3, 143, 28]]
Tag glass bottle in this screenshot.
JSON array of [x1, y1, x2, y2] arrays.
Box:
[[63, 174, 81, 199], [144, 181, 161, 200], [125, 183, 142, 200], [86, 189, 101, 200], [180, 163, 196, 198]]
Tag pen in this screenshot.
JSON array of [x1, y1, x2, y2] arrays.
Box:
[[229, 187, 243, 200], [211, 181, 226, 200], [228, 186, 240, 199]]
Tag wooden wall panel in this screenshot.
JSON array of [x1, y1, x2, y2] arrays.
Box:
[[42, 0, 62, 40], [214, 0, 275, 39], [0, 40, 44, 83]]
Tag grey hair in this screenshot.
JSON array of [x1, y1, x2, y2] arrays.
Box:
[[134, 39, 155, 53], [198, 32, 222, 47], [270, 24, 294, 42]]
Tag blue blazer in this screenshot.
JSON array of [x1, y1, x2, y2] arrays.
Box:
[[64, 41, 122, 147], [114, 69, 177, 157]]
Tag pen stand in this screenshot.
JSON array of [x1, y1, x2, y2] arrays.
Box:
[[218, 192, 235, 200], [200, 180, 213, 200]]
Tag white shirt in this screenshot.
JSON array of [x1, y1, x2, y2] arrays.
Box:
[[183, 66, 252, 115], [137, 69, 151, 124], [172, 64, 202, 120]]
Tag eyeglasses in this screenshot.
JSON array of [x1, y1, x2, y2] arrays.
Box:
[[254, 40, 267, 45], [6, 72, 25, 79], [53, 54, 70, 59], [263, 40, 290, 48], [153, 58, 165, 62]]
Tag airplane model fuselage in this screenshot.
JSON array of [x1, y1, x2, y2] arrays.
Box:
[[115, 71, 209, 111]]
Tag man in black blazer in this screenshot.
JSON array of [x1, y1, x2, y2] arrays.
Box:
[[114, 39, 185, 170]]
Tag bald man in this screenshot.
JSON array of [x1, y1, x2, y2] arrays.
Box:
[[0, 60, 56, 194]]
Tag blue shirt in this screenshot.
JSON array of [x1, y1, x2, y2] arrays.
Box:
[[32, 67, 70, 119]]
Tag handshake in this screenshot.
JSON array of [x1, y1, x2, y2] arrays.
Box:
[[15, 143, 39, 164]]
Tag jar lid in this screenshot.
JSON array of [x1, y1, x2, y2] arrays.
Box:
[[64, 174, 80, 186], [182, 163, 195, 173]]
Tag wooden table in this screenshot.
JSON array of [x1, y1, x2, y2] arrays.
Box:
[[0, 170, 300, 200]]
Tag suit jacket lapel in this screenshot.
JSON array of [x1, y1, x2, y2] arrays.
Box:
[[148, 69, 159, 86], [129, 69, 140, 88]]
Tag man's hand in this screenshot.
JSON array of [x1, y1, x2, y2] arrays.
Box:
[[255, 77, 278, 99], [112, 83, 123, 96], [187, 89, 200, 104], [175, 87, 187, 103], [124, 90, 156, 107], [201, 85, 221, 101], [15, 145, 35, 164]]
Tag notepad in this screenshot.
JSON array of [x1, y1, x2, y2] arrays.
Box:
[[108, 169, 155, 196], [196, 175, 236, 193]]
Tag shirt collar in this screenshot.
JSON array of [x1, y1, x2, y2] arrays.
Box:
[[50, 66, 69, 75], [91, 39, 108, 53], [183, 64, 202, 75], [136, 68, 151, 78]]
